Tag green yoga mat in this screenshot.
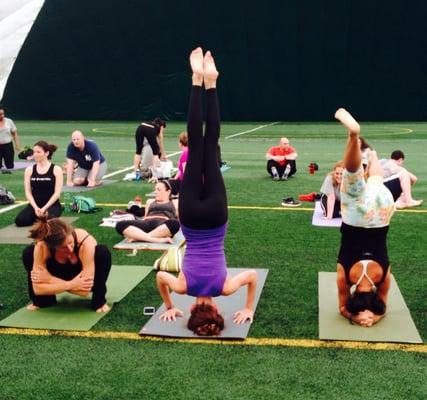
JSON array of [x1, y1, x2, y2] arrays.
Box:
[[0, 265, 152, 331], [0, 217, 79, 245], [114, 230, 185, 251], [318, 272, 422, 343]]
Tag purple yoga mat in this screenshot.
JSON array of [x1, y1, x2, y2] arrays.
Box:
[[1, 161, 35, 170]]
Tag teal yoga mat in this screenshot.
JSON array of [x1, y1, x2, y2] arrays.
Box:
[[0, 265, 152, 331]]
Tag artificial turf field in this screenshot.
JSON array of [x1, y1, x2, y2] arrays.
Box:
[[0, 120, 426, 399]]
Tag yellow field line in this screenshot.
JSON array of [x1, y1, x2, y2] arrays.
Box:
[[93, 202, 427, 214], [0, 327, 424, 353]]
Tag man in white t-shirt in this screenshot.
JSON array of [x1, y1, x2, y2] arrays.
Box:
[[380, 150, 422, 209], [0, 106, 21, 173]]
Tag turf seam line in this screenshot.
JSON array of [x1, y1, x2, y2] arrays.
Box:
[[0, 328, 425, 353]]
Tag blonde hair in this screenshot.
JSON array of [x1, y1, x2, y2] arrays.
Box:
[[330, 160, 345, 187]]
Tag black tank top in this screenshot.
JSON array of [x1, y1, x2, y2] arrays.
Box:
[[31, 163, 59, 208], [146, 200, 177, 219]]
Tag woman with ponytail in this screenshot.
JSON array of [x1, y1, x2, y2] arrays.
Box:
[[22, 216, 111, 312], [15, 141, 63, 226]]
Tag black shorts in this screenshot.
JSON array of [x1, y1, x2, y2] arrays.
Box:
[[116, 218, 179, 236], [383, 176, 402, 201]]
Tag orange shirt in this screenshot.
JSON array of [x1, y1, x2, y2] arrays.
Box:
[[268, 146, 296, 167]]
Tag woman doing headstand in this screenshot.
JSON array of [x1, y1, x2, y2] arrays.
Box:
[[335, 108, 395, 327], [156, 48, 257, 336]]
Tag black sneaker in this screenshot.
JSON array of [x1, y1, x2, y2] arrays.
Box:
[[1, 170, 12, 174], [281, 197, 301, 207]]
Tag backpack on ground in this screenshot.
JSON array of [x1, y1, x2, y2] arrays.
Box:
[[0, 185, 15, 205], [70, 195, 98, 213]]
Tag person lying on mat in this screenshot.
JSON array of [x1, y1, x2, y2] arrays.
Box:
[[335, 108, 395, 327], [66, 130, 107, 187], [319, 160, 344, 219], [156, 48, 257, 336], [115, 180, 179, 244], [23, 216, 111, 313], [15, 141, 63, 227]]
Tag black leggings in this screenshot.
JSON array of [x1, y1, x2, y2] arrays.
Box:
[[15, 203, 62, 227], [22, 244, 111, 310], [135, 124, 160, 156], [179, 86, 227, 229], [0, 142, 14, 169]]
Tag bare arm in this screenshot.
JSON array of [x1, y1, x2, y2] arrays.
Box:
[[158, 127, 166, 160], [11, 128, 21, 151], [326, 192, 336, 219], [87, 160, 100, 186], [337, 264, 353, 320], [222, 269, 257, 323], [24, 167, 38, 211], [156, 271, 186, 321], [66, 158, 75, 186], [144, 199, 154, 217], [285, 151, 298, 160]]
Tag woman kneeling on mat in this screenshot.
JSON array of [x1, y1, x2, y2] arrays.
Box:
[[319, 160, 344, 219], [15, 141, 63, 227], [115, 180, 179, 243], [23, 216, 111, 312], [156, 48, 257, 336], [335, 108, 395, 327]]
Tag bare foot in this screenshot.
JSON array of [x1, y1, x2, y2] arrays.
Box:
[[334, 108, 347, 120], [190, 47, 204, 85], [203, 51, 219, 89], [161, 237, 174, 244], [96, 303, 110, 313], [26, 303, 39, 311]]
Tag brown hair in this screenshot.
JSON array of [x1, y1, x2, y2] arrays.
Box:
[[178, 132, 188, 147], [34, 140, 58, 160], [29, 215, 72, 248], [187, 304, 224, 336], [359, 136, 371, 151]]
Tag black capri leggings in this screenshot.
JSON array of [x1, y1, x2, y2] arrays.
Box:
[[135, 124, 161, 156], [22, 244, 111, 310], [0, 142, 14, 169], [15, 203, 62, 227], [179, 86, 227, 229], [115, 218, 180, 236]]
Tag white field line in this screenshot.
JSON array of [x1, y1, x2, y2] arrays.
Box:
[[225, 122, 280, 140], [0, 202, 27, 214]]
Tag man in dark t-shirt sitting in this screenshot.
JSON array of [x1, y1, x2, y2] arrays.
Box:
[[66, 130, 107, 187]]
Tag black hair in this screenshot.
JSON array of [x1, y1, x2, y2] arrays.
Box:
[[390, 150, 404, 161], [346, 292, 386, 316], [153, 117, 167, 128]]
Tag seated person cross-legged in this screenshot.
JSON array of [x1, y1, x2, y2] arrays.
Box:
[[115, 181, 179, 243], [334, 108, 395, 327], [265, 137, 297, 181]]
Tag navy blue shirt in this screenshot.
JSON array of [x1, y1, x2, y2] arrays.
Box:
[[66, 139, 105, 170]]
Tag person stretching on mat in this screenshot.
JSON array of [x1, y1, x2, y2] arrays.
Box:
[[15, 141, 63, 227], [319, 160, 344, 219], [115, 180, 180, 244], [23, 216, 111, 312], [156, 48, 257, 336], [335, 108, 395, 327]]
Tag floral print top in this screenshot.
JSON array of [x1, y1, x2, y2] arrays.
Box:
[[340, 166, 395, 228]]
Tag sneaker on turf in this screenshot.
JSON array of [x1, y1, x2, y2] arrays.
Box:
[[281, 197, 301, 207]]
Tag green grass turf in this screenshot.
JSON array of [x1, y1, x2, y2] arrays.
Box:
[[0, 120, 426, 399]]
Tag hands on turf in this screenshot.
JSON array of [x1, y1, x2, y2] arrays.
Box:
[[233, 308, 253, 324], [159, 307, 183, 322]]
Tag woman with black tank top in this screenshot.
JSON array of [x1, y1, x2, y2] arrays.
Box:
[[15, 141, 63, 227], [115, 181, 180, 243], [22, 216, 111, 312]]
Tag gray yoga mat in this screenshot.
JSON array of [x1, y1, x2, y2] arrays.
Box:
[[62, 179, 116, 192], [114, 230, 185, 251], [312, 201, 342, 228], [0, 161, 35, 171], [318, 272, 422, 343], [139, 268, 268, 339], [0, 217, 78, 244]]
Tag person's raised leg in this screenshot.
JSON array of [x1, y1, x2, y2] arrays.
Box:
[[179, 47, 205, 226], [335, 108, 361, 173], [202, 51, 227, 226]]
